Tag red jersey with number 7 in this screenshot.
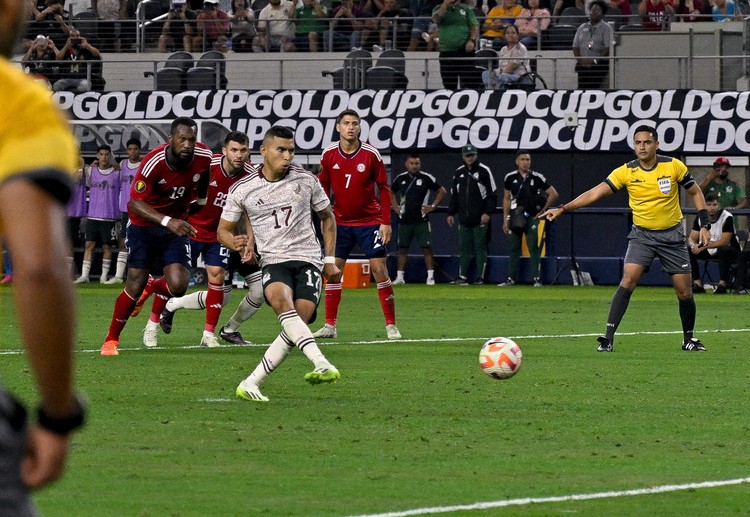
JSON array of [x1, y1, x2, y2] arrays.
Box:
[[318, 141, 391, 226], [128, 142, 213, 226]]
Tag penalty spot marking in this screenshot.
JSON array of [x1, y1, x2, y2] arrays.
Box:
[[347, 476, 750, 517]]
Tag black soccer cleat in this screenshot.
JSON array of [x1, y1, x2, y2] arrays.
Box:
[[159, 307, 175, 334], [682, 338, 706, 351], [219, 325, 252, 345], [596, 336, 613, 352]]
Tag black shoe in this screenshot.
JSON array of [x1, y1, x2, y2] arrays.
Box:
[[219, 325, 252, 345], [692, 284, 706, 294], [472, 278, 485, 285], [596, 336, 613, 352], [682, 338, 706, 351], [714, 284, 728, 294], [159, 307, 175, 334], [450, 276, 468, 285]]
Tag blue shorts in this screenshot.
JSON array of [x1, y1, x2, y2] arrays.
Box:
[[126, 224, 191, 270], [191, 240, 229, 269], [228, 250, 261, 277], [336, 224, 387, 259]]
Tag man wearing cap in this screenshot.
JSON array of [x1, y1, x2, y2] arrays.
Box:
[[196, 0, 231, 51], [700, 157, 747, 211], [160, 0, 198, 52], [446, 144, 498, 285]]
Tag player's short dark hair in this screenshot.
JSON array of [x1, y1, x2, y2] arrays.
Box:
[[97, 144, 112, 153], [336, 109, 360, 124], [589, 0, 608, 14], [224, 131, 249, 147], [633, 125, 658, 141], [264, 126, 295, 141], [126, 138, 142, 148], [171, 117, 198, 135], [705, 192, 719, 203], [408, 154, 420, 160], [515, 149, 531, 157]]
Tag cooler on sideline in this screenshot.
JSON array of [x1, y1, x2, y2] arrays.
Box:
[[341, 259, 371, 288]]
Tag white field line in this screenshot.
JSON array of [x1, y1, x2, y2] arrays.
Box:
[[0, 327, 749, 355], [346, 477, 750, 517]]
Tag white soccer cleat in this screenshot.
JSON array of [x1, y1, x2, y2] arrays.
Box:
[[73, 276, 89, 284], [386, 324, 402, 340], [312, 324, 337, 339], [392, 278, 406, 285], [304, 363, 341, 385], [104, 277, 123, 285], [236, 381, 269, 402], [200, 333, 221, 348], [426, 278, 435, 285], [143, 327, 158, 348]]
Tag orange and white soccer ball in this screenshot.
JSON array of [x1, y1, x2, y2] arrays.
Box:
[[479, 337, 523, 380]]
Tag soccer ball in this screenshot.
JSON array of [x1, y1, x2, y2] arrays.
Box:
[[479, 337, 523, 380]]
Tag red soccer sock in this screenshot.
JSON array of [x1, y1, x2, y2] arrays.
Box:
[[323, 282, 342, 326], [149, 276, 172, 298], [106, 290, 138, 342], [149, 294, 169, 324], [204, 282, 224, 333], [377, 279, 396, 326]]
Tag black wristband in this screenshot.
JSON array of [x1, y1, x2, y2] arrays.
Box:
[[37, 394, 86, 436], [558, 203, 568, 213], [698, 209, 710, 229]]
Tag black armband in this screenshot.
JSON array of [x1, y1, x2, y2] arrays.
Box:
[[697, 209, 710, 229], [37, 394, 86, 436]]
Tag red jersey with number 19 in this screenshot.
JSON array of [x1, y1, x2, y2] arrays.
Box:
[[189, 155, 252, 242], [129, 142, 213, 226], [318, 141, 391, 226]]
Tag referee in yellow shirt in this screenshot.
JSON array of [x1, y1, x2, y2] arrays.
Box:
[[541, 125, 711, 353]]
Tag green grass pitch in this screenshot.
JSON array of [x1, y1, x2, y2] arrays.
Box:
[[1, 283, 749, 516]]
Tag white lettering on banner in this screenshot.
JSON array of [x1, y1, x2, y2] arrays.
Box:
[[56, 89, 750, 154]]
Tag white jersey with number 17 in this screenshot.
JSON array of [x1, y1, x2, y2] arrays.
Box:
[[222, 163, 330, 269]]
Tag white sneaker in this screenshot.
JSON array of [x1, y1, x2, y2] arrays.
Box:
[[392, 278, 406, 285], [421, 32, 431, 42], [304, 363, 341, 384], [104, 277, 123, 285], [533, 277, 542, 287], [312, 324, 337, 339], [372, 44, 384, 52], [386, 324, 402, 340], [99, 277, 109, 284], [73, 276, 89, 284], [236, 381, 269, 402], [143, 327, 158, 348], [426, 278, 435, 285], [200, 332, 221, 348], [497, 278, 516, 287]]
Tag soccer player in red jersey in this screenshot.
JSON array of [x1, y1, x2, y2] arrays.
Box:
[[100, 117, 213, 356], [313, 109, 401, 340], [143, 131, 257, 348]]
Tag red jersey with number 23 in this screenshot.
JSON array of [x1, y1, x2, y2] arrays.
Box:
[[189, 154, 252, 243], [129, 142, 213, 226], [318, 141, 391, 226]]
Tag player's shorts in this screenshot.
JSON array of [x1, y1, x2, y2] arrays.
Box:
[[335, 224, 387, 259], [228, 250, 261, 278], [261, 260, 322, 309], [126, 224, 191, 270], [117, 213, 128, 240], [190, 240, 229, 269], [0, 389, 35, 516], [624, 224, 692, 275], [84, 218, 118, 245], [398, 221, 432, 249]]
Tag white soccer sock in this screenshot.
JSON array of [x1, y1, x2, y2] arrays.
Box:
[[278, 310, 326, 367], [224, 273, 263, 332], [80, 260, 91, 280], [145, 319, 159, 331], [115, 251, 128, 279], [167, 291, 206, 312], [427, 269, 434, 280], [100, 259, 111, 281], [245, 331, 294, 386], [396, 270, 405, 281]]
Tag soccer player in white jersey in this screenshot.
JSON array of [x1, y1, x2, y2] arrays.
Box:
[[218, 126, 340, 402]]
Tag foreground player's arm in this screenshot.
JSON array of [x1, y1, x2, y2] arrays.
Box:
[[375, 163, 393, 243], [129, 198, 196, 237], [317, 204, 341, 282], [0, 178, 81, 490], [540, 182, 613, 221], [686, 182, 711, 247]]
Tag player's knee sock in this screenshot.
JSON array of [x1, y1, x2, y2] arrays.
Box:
[[605, 286, 633, 342], [105, 290, 138, 341], [679, 297, 696, 343], [80, 259, 91, 280], [278, 310, 326, 367], [223, 276, 263, 332], [149, 294, 169, 324], [101, 259, 111, 281], [167, 291, 206, 312], [149, 276, 172, 298], [323, 282, 342, 326], [204, 282, 224, 333], [115, 251, 128, 279], [246, 331, 294, 386], [377, 279, 396, 326]]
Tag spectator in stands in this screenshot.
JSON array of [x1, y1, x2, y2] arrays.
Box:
[[31, 0, 71, 47], [700, 157, 747, 210], [607, 0, 632, 21], [229, 0, 257, 51], [688, 193, 740, 294], [674, 0, 706, 20], [515, 0, 550, 49], [372, 0, 410, 50], [551, 0, 585, 24], [481, 0, 522, 49], [711, 0, 741, 20], [91, 0, 128, 52], [572, 0, 611, 88], [482, 25, 530, 88], [159, 0, 198, 52], [196, 0, 231, 51], [54, 28, 105, 92], [22, 34, 61, 86], [407, 0, 440, 50], [433, 0, 481, 89], [292, 0, 327, 51], [254, 0, 296, 51], [323, 0, 370, 51], [638, 0, 675, 30]]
